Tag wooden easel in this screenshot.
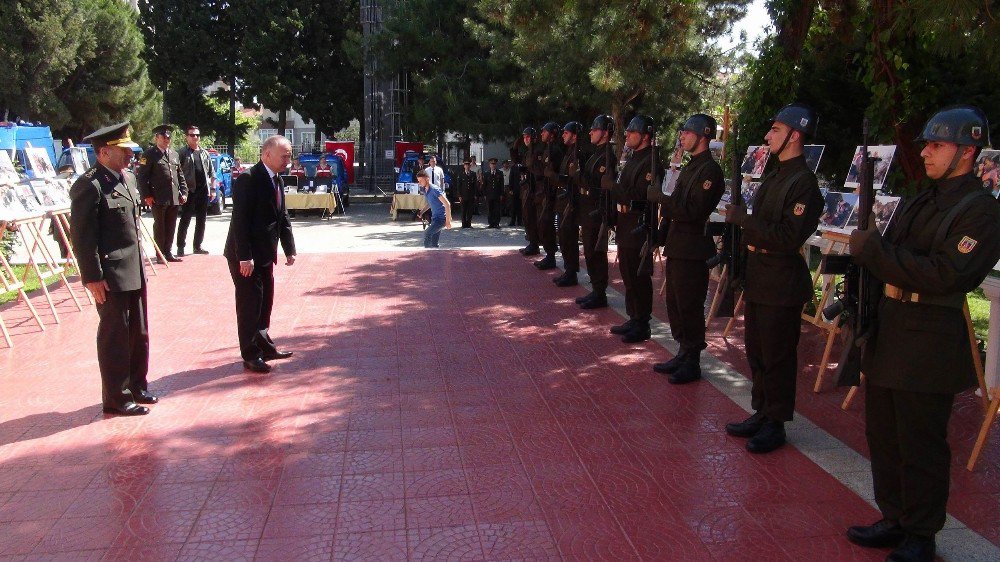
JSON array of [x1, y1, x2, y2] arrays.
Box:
[[968, 393, 1000, 471], [16, 213, 84, 322], [807, 232, 849, 393], [48, 207, 93, 304], [138, 215, 166, 275], [0, 220, 46, 346]]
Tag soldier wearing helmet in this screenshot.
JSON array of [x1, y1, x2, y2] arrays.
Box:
[[575, 115, 617, 310], [845, 105, 1000, 562], [532, 122, 565, 270], [723, 103, 824, 454], [517, 127, 540, 255], [607, 115, 664, 343], [645, 113, 725, 384], [551, 121, 590, 287]]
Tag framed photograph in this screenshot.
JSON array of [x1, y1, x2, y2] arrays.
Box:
[[743, 181, 762, 210], [0, 150, 22, 185], [68, 147, 89, 176], [804, 145, 825, 173], [740, 145, 770, 178], [30, 179, 70, 211], [844, 145, 896, 190], [818, 191, 859, 233], [872, 195, 901, 234], [0, 184, 30, 220], [25, 147, 55, 179], [13, 183, 42, 215], [976, 149, 1000, 198]]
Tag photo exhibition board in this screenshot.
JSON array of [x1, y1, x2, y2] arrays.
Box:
[[804, 145, 825, 173], [976, 149, 999, 198], [740, 145, 769, 178], [0, 151, 20, 185], [844, 145, 896, 190], [24, 147, 56, 179]]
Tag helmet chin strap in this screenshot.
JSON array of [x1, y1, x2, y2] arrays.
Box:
[[774, 129, 793, 158], [943, 145, 967, 179]]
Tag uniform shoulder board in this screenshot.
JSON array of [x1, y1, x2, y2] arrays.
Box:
[[83, 167, 97, 179]]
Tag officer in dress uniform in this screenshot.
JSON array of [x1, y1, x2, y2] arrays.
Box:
[[69, 122, 159, 416], [723, 103, 824, 453], [553, 121, 589, 287], [845, 106, 1000, 562], [533, 122, 564, 270], [647, 113, 725, 383], [136, 124, 187, 263], [518, 128, 539, 253], [576, 114, 616, 310], [457, 160, 478, 228], [608, 115, 664, 343], [483, 158, 505, 228]]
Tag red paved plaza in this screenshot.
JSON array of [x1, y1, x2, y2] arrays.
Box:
[[0, 249, 996, 560]]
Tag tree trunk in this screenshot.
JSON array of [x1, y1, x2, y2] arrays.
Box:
[[228, 76, 236, 157], [776, 0, 819, 61], [277, 108, 287, 139]]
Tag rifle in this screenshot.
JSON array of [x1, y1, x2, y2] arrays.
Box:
[[821, 118, 880, 387], [711, 126, 745, 317], [637, 134, 658, 276], [593, 138, 614, 250]]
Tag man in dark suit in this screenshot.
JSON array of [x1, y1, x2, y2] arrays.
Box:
[[224, 135, 297, 373], [137, 124, 188, 262], [69, 122, 158, 416], [457, 160, 478, 228], [483, 158, 505, 228], [177, 125, 215, 256]]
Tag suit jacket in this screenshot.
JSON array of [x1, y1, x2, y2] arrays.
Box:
[[223, 161, 296, 267], [179, 147, 214, 194], [136, 146, 188, 205], [69, 164, 144, 292]]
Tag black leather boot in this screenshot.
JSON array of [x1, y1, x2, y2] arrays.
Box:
[[746, 420, 786, 453], [610, 319, 637, 335], [555, 272, 578, 287], [725, 411, 766, 438], [846, 519, 905, 549]]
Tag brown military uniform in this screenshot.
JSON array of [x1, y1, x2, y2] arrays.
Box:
[[533, 140, 563, 257], [136, 146, 188, 258], [611, 145, 664, 324], [555, 142, 589, 274], [854, 172, 1000, 537], [738, 154, 823, 421], [579, 143, 616, 295], [647, 149, 725, 356], [520, 142, 539, 245]]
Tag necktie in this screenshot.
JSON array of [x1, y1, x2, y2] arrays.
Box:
[[273, 175, 282, 208], [431, 169, 436, 184]]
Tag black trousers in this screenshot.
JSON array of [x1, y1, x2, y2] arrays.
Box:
[[152, 204, 179, 257], [487, 197, 502, 227], [228, 260, 278, 361], [177, 191, 208, 251], [866, 383, 954, 537], [617, 244, 652, 322], [580, 218, 608, 294], [536, 193, 557, 255], [521, 190, 537, 243], [509, 193, 522, 225], [664, 258, 710, 355], [557, 205, 579, 272], [744, 301, 801, 421], [461, 196, 476, 227], [95, 285, 149, 409]]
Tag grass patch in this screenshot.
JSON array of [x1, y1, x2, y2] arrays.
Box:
[[1, 264, 79, 305]]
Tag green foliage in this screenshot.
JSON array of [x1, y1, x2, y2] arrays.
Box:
[[0, 0, 162, 141], [1, 229, 17, 262]]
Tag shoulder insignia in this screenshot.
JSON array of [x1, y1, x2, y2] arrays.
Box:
[[599, 166, 606, 173], [83, 168, 96, 178], [793, 202, 806, 216], [645, 172, 652, 182], [138, 156, 147, 165], [703, 180, 712, 190], [958, 236, 978, 254]]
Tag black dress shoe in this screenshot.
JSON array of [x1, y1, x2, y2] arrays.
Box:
[[725, 411, 766, 438], [746, 420, 786, 453], [653, 352, 688, 375], [575, 291, 595, 304], [176, 249, 185, 257], [886, 534, 935, 562], [166, 255, 183, 263], [847, 519, 905, 549], [555, 272, 578, 287], [610, 319, 637, 335], [103, 403, 150, 416], [133, 390, 159, 404], [668, 360, 702, 384], [552, 272, 567, 284], [535, 256, 557, 270], [519, 244, 540, 256], [193, 248, 209, 255], [580, 295, 608, 309], [262, 350, 293, 360], [243, 358, 271, 373], [621, 323, 651, 343]]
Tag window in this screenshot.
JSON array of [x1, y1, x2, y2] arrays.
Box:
[[300, 131, 315, 147], [257, 129, 277, 143]]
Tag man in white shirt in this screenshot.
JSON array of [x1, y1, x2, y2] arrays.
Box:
[[424, 155, 446, 195]]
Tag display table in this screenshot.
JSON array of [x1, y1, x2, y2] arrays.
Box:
[[285, 192, 337, 218], [390, 193, 425, 220]]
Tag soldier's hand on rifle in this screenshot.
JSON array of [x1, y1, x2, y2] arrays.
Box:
[[849, 227, 878, 255], [568, 161, 578, 177], [724, 204, 748, 225], [646, 184, 661, 202], [600, 174, 614, 190]]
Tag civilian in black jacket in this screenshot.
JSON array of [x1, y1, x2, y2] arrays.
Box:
[[223, 136, 297, 373]]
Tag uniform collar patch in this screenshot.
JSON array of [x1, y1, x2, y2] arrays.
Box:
[[958, 236, 978, 254], [703, 180, 712, 190], [793, 202, 806, 216]]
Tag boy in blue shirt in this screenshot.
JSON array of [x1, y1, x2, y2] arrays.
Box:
[[416, 170, 452, 248]]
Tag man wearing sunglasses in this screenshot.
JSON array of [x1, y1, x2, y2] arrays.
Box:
[[177, 125, 215, 256]]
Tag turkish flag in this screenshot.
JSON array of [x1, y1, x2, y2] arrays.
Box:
[[394, 141, 424, 167], [324, 141, 355, 183]]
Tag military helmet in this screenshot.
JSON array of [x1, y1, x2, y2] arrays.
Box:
[[916, 105, 991, 147], [681, 113, 717, 140], [521, 126, 537, 137], [773, 103, 818, 137], [625, 115, 656, 136], [590, 114, 615, 134], [563, 121, 583, 135], [541, 121, 561, 135]]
